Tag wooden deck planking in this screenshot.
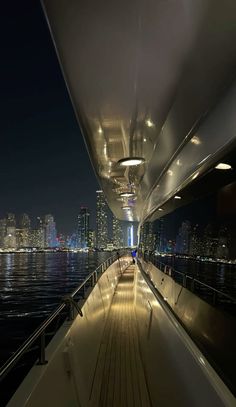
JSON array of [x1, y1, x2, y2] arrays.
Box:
[[90, 265, 151, 407]]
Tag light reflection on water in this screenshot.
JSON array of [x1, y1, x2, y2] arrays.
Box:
[[0, 252, 110, 365]]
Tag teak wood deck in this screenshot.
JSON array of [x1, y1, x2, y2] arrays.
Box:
[[90, 265, 151, 407]]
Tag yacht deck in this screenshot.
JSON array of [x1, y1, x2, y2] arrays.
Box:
[[90, 265, 151, 407]]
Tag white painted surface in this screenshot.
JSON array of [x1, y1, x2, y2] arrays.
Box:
[[8, 258, 235, 406]]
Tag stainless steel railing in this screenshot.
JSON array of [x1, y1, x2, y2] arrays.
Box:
[[141, 252, 236, 309], [0, 251, 127, 385]]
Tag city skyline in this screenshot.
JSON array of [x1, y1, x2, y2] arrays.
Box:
[[0, 191, 136, 251]]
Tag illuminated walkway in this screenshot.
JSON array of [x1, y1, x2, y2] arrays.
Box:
[[90, 265, 151, 407]]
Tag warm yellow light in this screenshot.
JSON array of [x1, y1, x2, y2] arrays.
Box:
[[146, 119, 154, 128], [192, 172, 199, 180], [122, 206, 132, 210], [158, 208, 163, 211], [191, 136, 201, 145], [174, 195, 181, 200], [215, 163, 232, 170], [120, 192, 135, 198], [98, 127, 103, 134], [118, 157, 145, 166]]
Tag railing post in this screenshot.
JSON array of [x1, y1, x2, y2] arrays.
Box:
[[183, 274, 186, 288], [83, 284, 86, 299], [213, 290, 217, 306], [38, 331, 48, 365], [191, 278, 195, 292]]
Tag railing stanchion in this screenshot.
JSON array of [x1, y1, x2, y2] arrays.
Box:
[[213, 290, 217, 306], [38, 331, 47, 365], [191, 278, 195, 292]]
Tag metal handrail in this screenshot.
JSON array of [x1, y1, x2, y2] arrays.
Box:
[[142, 253, 236, 305], [0, 251, 125, 383]]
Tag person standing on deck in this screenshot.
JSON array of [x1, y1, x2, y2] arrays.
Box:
[[131, 249, 137, 264]]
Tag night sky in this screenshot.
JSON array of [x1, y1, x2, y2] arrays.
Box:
[[0, 1, 99, 234]]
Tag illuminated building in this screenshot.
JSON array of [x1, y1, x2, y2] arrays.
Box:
[[96, 190, 108, 249], [127, 224, 134, 247], [19, 213, 31, 247], [175, 221, 191, 254], [112, 216, 123, 248], [88, 229, 96, 249], [29, 229, 44, 248], [4, 213, 16, 249], [44, 214, 57, 248], [36, 217, 45, 248], [78, 207, 90, 249], [0, 219, 6, 248], [140, 222, 156, 252]]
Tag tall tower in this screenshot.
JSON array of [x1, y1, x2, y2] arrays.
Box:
[[44, 215, 57, 248], [112, 215, 123, 248], [77, 207, 90, 249], [96, 190, 108, 249], [4, 213, 16, 249], [0, 218, 6, 248], [127, 224, 134, 247], [19, 213, 31, 247]]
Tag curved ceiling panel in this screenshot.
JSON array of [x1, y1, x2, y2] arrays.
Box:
[[42, 0, 236, 224]]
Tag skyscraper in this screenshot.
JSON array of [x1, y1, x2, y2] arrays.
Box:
[[19, 213, 31, 247], [127, 224, 134, 247], [112, 216, 123, 248], [96, 190, 108, 249], [175, 221, 191, 254], [36, 217, 45, 248], [4, 213, 16, 249], [77, 207, 90, 249], [0, 219, 6, 248], [44, 215, 57, 248]]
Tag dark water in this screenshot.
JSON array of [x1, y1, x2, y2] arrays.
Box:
[[0, 252, 110, 367]]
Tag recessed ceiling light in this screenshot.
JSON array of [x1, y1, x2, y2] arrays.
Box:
[[215, 163, 232, 170], [120, 192, 135, 198], [146, 119, 154, 128], [191, 136, 201, 145], [174, 195, 181, 200], [118, 157, 145, 167]]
